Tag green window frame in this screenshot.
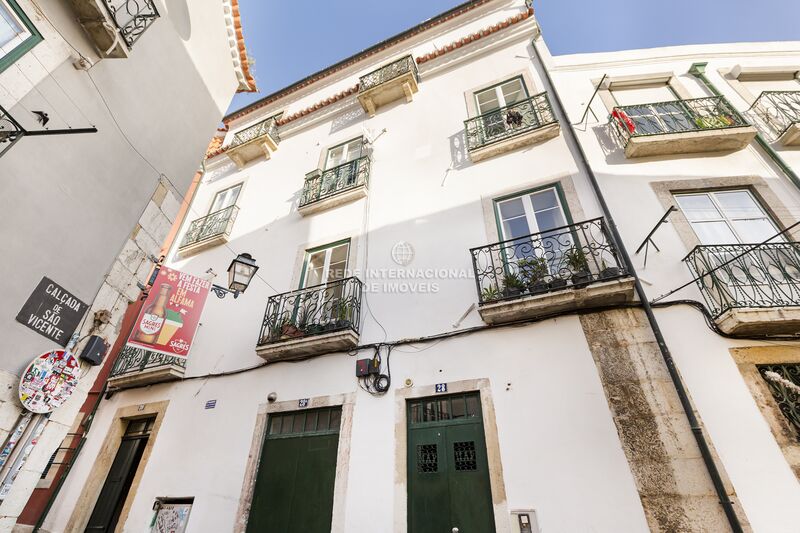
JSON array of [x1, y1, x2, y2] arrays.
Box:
[[298, 238, 351, 289], [491, 182, 574, 242], [0, 0, 42, 74]]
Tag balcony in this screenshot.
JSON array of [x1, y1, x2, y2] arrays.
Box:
[[471, 218, 635, 324], [298, 156, 371, 215], [609, 96, 757, 158], [226, 117, 281, 168], [69, 0, 159, 58], [749, 91, 800, 146], [178, 205, 238, 257], [107, 345, 186, 390], [684, 243, 800, 335], [357, 55, 419, 117], [256, 277, 363, 363], [464, 92, 560, 162]]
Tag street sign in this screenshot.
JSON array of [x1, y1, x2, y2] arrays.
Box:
[[15, 277, 87, 347], [19, 350, 80, 413]]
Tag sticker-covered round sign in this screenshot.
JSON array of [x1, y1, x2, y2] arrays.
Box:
[[19, 350, 80, 413]]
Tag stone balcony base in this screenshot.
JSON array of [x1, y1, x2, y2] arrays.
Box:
[[298, 185, 368, 216], [778, 123, 800, 146], [715, 307, 800, 335], [178, 233, 230, 258], [624, 126, 757, 158], [478, 277, 636, 325], [227, 137, 278, 169], [357, 71, 418, 117], [69, 0, 129, 58], [107, 364, 184, 390], [468, 123, 560, 163], [256, 329, 360, 363]]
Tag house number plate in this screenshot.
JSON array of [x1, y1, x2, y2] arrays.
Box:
[[298, 398, 309, 408], [435, 383, 448, 393]]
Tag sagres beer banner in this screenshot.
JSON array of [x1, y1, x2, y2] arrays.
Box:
[[127, 267, 210, 358]]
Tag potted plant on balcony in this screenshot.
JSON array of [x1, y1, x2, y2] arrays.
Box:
[[480, 285, 501, 302], [332, 300, 353, 330], [518, 256, 549, 294], [501, 273, 526, 298], [600, 259, 620, 279], [566, 247, 592, 286]]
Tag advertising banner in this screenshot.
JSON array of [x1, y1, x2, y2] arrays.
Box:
[[126, 267, 211, 358]]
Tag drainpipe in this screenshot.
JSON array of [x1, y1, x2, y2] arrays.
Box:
[[688, 62, 800, 190], [529, 37, 744, 533]]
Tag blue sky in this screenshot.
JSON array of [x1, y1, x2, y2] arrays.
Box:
[[229, 0, 799, 113]]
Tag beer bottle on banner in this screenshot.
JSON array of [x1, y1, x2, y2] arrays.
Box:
[[134, 283, 172, 344]]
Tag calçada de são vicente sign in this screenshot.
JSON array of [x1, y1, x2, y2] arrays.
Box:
[[126, 267, 210, 358], [15, 277, 88, 347], [19, 350, 80, 413]]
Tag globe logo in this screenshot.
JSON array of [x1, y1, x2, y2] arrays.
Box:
[[391, 241, 415, 266]]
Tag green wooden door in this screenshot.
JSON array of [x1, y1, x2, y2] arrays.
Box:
[[407, 393, 495, 533], [246, 407, 342, 533], [86, 417, 154, 532]]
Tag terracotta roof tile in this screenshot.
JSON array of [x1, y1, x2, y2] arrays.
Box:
[[230, 0, 257, 92]]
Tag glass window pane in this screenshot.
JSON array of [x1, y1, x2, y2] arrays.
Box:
[[280, 414, 294, 434], [676, 194, 722, 222], [0, 4, 23, 48], [326, 145, 345, 168], [502, 217, 531, 241], [306, 412, 318, 432], [269, 416, 282, 435], [692, 221, 738, 245], [465, 395, 479, 418], [318, 409, 330, 430], [329, 409, 341, 431], [533, 207, 566, 233], [344, 139, 363, 162], [439, 399, 451, 420], [304, 251, 326, 287], [530, 188, 559, 212], [126, 419, 146, 434], [327, 244, 349, 281], [210, 184, 241, 212], [731, 219, 782, 243], [451, 396, 466, 419], [499, 198, 525, 219], [292, 412, 306, 433], [714, 191, 766, 219], [500, 79, 526, 105], [476, 89, 500, 114]]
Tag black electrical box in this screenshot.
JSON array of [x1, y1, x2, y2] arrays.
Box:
[[79, 335, 108, 366], [356, 358, 379, 377]]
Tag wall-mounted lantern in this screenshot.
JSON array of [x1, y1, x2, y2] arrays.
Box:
[[211, 253, 259, 299]]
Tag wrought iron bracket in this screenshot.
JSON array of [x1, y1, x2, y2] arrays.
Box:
[[635, 205, 677, 268], [0, 104, 97, 159], [211, 284, 240, 299]]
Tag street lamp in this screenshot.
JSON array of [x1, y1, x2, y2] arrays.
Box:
[[211, 253, 259, 299]]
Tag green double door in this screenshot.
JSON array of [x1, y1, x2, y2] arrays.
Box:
[[407, 392, 496, 533], [246, 407, 341, 533]]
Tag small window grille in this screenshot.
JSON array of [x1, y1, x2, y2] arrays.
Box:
[[417, 444, 438, 473], [453, 441, 477, 471]]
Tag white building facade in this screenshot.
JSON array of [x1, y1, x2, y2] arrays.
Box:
[[40, 1, 800, 532], [0, 0, 255, 530]]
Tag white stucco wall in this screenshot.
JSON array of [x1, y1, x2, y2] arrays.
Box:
[[0, 0, 242, 527]]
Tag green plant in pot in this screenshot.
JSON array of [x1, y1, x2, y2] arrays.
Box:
[[600, 259, 620, 279], [333, 299, 353, 329], [501, 272, 526, 297], [480, 285, 501, 302], [566, 246, 592, 286], [518, 256, 549, 294]]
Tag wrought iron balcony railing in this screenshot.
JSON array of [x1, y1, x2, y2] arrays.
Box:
[[684, 243, 800, 317], [464, 92, 557, 152], [179, 205, 238, 250], [749, 91, 800, 138], [259, 277, 363, 345], [758, 364, 800, 438], [359, 55, 418, 93], [300, 156, 371, 208], [470, 218, 627, 305], [609, 96, 749, 145], [110, 345, 186, 378], [102, 0, 159, 48], [229, 117, 280, 149]]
